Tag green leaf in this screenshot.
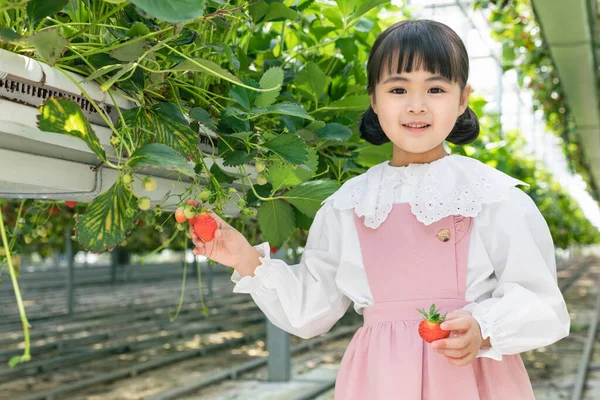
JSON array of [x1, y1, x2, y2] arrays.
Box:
[[126, 22, 151, 38], [258, 200, 296, 246], [268, 148, 318, 190], [353, 0, 390, 20], [255, 67, 284, 107], [173, 58, 242, 85], [81, 64, 124, 83], [223, 150, 257, 166], [315, 123, 352, 141], [127, 143, 195, 176], [297, 62, 327, 100], [322, 7, 343, 28], [76, 180, 138, 253], [122, 103, 199, 159], [170, 27, 198, 46], [264, 2, 297, 22], [229, 78, 259, 111], [37, 98, 107, 163], [335, 0, 359, 16], [27, 29, 68, 66], [355, 142, 393, 168], [27, 0, 68, 25], [263, 134, 309, 165], [310, 26, 336, 41], [218, 43, 239, 71], [129, 0, 206, 23], [99, 62, 136, 91], [294, 207, 313, 230], [210, 163, 244, 184], [249, 0, 269, 23], [319, 95, 370, 112], [306, 121, 326, 131], [0, 28, 22, 42], [253, 102, 314, 120], [282, 180, 340, 217], [336, 37, 358, 61], [268, 102, 314, 120], [110, 40, 146, 62], [190, 107, 216, 130]]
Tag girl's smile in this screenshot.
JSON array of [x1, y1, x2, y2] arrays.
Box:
[[402, 121, 431, 134]]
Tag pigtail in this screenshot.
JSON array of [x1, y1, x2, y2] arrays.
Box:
[[359, 106, 390, 146], [446, 106, 480, 145]]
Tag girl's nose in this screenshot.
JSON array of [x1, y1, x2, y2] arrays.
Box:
[[407, 103, 427, 114], [407, 97, 427, 114]]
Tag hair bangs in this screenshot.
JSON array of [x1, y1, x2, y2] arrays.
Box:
[[367, 20, 467, 93]]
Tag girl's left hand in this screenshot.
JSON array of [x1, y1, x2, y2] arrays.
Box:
[[430, 311, 485, 366]]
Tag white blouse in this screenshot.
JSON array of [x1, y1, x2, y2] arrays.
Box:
[[231, 155, 571, 361]]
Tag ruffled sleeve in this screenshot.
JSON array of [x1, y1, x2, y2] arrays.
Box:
[[461, 187, 570, 360], [230, 201, 352, 339]]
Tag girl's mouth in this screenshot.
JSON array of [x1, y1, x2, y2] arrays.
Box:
[[402, 123, 431, 134]]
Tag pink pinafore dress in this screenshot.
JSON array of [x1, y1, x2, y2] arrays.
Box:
[[334, 203, 535, 399]]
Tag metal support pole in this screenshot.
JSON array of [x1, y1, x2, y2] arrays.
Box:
[[267, 247, 292, 382], [65, 225, 75, 315], [267, 319, 291, 382], [111, 249, 118, 284]]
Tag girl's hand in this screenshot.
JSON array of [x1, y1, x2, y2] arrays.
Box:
[[430, 311, 487, 366], [190, 212, 261, 276]]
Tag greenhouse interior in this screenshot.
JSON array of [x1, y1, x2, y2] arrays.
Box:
[[1, 0, 600, 399]]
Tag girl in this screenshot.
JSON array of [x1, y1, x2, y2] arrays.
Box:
[[191, 20, 570, 399]]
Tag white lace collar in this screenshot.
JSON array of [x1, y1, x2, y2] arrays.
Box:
[[325, 154, 528, 228]]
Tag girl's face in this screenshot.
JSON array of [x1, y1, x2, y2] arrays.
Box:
[[371, 68, 471, 159]]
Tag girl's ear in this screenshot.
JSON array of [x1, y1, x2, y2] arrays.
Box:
[[370, 94, 378, 114], [459, 84, 472, 115]]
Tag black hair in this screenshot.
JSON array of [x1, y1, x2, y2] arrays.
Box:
[[359, 19, 479, 146]]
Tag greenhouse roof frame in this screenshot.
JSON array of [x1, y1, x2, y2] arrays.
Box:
[[531, 0, 600, 196]]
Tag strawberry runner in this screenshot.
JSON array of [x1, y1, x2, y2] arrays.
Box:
[[334, 203, 535, 399]]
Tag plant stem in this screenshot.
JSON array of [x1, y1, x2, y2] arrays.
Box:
[[67, 2, 127, 40], [163, 44, 280, 93], [0, 209, 30, 365], [169, 251, 188, 321]]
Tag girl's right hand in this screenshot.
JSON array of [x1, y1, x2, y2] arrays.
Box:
[[190, 212, 261, 276]]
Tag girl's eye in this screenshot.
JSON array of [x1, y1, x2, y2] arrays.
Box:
[[429, 87, 445, 94], [391, 88, 406, 94]]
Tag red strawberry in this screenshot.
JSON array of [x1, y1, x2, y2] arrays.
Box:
[[270, 246, 278, 254], [417, 304, 450, 343], [191, 213, 217, 242], [46, 206, 60, 215], [65, 201, 77, 208], [175, 207, 187, 223], [186, 199, 199, 207]]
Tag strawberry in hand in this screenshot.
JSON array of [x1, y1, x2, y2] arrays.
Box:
[[417, 304, 451, 343], [191, 213, 217, 242], [190, 212, 261, 277]]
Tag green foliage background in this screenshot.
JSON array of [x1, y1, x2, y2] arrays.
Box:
[[0, 0, 597, 257]]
